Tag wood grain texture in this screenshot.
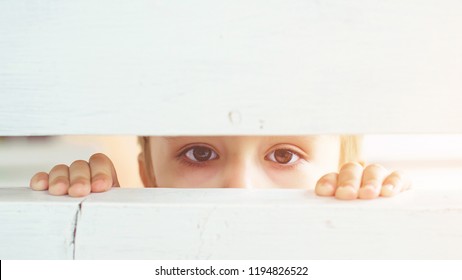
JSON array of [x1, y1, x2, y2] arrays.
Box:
[[2, 187, 462, 259], [74, 188, 462, 259], [1, 0, 461, 135], [0, 188, 85, 259]]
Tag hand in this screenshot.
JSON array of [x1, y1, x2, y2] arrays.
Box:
[[29, 153, 119, 197], [315, 162, 411, 200]]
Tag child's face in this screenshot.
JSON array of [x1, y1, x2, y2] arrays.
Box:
[[146, 136, 340, 189]]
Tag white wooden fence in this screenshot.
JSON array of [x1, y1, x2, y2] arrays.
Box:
[[1, 0, 462, 259]]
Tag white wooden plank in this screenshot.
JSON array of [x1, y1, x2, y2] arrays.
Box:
[[0, 188, 84, 259], [75, 188, 462, 259], [1, 0, 461, 135]]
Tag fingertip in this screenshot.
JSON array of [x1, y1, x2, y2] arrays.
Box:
[[30, 172, 49, 191], [380, 184, 395, 197], [315, 172, 338, 197], [34, 179, 49, 191], [48, 179, 69, 196], [335, 185, 357, 200], [91, 176, 112, 193], [358, 184, 380, 199], [315, 183, 335, 196], [68, 183, 91, 197]]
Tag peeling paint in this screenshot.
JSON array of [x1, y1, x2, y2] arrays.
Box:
[[228, 111, 242, 125]]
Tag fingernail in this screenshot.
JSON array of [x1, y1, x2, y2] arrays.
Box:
[[91, 178, 111, 192], [382, 184, 394, 196], [92, 179, 105, 187], [337, 185, 356, 194], [363, 184, 376, 191], [335, 185, 357, 200], [383, 184, 393, 191], [338, 185, 354, 191], [317, 183, 334, 196], [34, 179, 45, 190]]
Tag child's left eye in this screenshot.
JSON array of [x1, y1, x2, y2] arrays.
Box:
[[266, 149, 300, 164]]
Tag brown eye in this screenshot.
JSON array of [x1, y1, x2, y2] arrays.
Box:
[[184, 146, 218, 162], [267, 149, 299, 164]]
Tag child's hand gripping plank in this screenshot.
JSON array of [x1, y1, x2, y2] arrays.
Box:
[[29, 153, 119, 197], [30, 154, 410, 199], [315, 162, 411, 200]]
